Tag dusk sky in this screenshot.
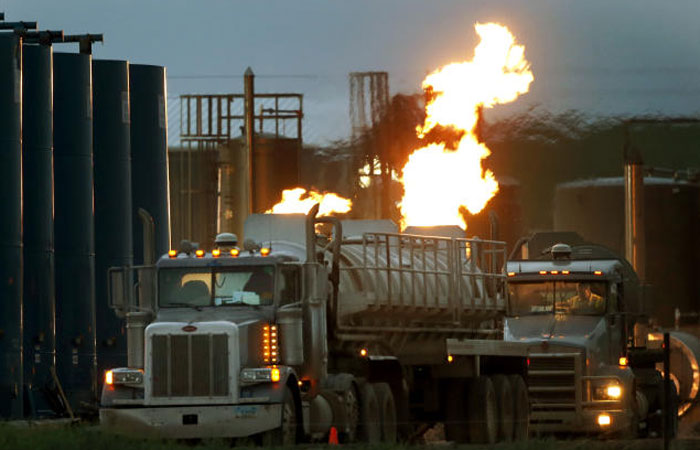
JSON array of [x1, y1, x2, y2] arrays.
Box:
[[6, 1, 700, 144]]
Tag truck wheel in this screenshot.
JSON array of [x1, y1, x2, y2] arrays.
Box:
[[467, 376, 497, 444], [491, 375, 514, 442], [358, 381, 381, 443], [444, 379, 469, 443], [261, 385, 297, 446], [508, 374, 529, 441], [372, 382, 397, 443], [340, 382, 360, 443]]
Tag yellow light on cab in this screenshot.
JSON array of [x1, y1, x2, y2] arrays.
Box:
[[260, 247, 271, 257], [597, 413, 611, 426], [360, 348, 368, 357], [270, 367, 280, 383], [230, 248, 239, 257], [212, 249, 221, 258], [619, 356, 628, 367], [507, 272, 515, 277], [551, 270, 559, 275], [594, 270, 603, 276], [606, 385, 622, 399], [168, 250, 177, 259], [195, 249, 205, 258], [562, 270, 570, 275], [105, 370, 114, 385], [539, 271, 547, 275], [447, 355, 454, 363]]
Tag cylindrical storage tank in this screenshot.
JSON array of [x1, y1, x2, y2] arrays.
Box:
[[93, 60, 132, 380], [53, 52, 97, 411], [130, 64, 170, 263], [0, 32, 23, 419], [465, 176, 524, 254], [22, 43, 55, 417], [252, 134, 300, 213], [553, 177, 700, 326]]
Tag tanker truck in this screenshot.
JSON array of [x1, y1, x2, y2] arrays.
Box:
[[499, 232, 678, 437], [99, 205, 534, 444]]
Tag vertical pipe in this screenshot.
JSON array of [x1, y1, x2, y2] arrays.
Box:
[[0, 32, 23, 419], [130, 64, 170, 263], [663, 331, 671, 450], [22, 42, 55, 417], [53, 51, 97, 412], [92, 59, 132, 382], [624, 162, 646, 281], [244, 67, 254, 215]]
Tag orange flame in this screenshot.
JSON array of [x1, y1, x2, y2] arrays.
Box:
[[266, 187, 352, 216], [399, 23, 533, 229]]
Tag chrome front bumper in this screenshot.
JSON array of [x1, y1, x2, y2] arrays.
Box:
[[100, 404, 281, 439]]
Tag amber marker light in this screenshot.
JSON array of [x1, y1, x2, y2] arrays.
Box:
[[212, 249, 221, 258], [594, 270, 603, 276], [551, 270, 559, 275], [260, 247, 271, 257], [195, 249, 205, 258], [562, 270, 570, 275], [230, 248, 239, 257], [270, 367, 281, 383], [360, 348, 368, 357], [539, 271, 547, 275], [619, 356, 628, 367], [168, 249, 177, 258], [507, 272, 515, 277], [597, 413, 611, 426], [105, 370, 114, 385], [447, 355, 454, 363]]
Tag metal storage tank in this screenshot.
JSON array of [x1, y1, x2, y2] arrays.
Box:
[[553, 177, 700, 326], [53, 52, 97, 411], [252, 134, 300, 213], [130, 64, 170, 263], [466, 176, 524, 254], [92, 60, 132, 381], [22, 42, 56, 417], [0, 32, 23, 419]]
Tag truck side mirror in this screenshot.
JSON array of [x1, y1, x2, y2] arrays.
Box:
[[108, 267, 129, 318]]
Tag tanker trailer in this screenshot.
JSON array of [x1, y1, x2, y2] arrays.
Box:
[[100, 205, 532, 444]]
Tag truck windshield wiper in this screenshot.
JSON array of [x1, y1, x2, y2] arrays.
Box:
[[164, 302, 205, 311]]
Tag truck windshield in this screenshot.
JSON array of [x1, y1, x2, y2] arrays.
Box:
[[158, 265, 275, 308], [509, 281, 607, 316]]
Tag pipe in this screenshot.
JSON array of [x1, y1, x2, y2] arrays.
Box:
[[623, 139, 645, 282], [244, 67, 255, 214]]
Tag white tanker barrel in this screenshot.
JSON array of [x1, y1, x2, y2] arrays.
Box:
[[649, 331, 700, 422]]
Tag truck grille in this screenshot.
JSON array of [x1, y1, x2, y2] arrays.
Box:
[[151, 333, 229, 397], [527, 354, 579, 411]]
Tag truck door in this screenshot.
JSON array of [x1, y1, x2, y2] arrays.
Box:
[[606, 282, 626, 364]]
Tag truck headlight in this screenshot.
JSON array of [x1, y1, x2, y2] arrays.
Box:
[[106, 368, 144, 386], [240, 367, 280, 384], [594, 384, 622, 400]]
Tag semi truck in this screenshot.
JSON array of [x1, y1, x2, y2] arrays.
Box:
[[99, 205, 531, 444], [99, 208, 675, 442], [498, 231, 677, 437]]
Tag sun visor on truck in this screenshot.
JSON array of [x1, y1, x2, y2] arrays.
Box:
[[244, 213, 307, 245]]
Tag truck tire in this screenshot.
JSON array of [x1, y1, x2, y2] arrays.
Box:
[[358, 381, 381, 443], [444, 379, 469, 443], [340, 382, 360, 443], [372, 382, 397, 443], [261, 385, 297, 446], [491, 375, 514, 442], [467, 376, 497, 444], [508, 374, 529, 440]]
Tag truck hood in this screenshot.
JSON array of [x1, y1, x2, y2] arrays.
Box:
[[504, 314, 607, 353], [155, 307, 273, 326]]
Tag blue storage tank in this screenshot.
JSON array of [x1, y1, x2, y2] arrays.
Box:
[[0, 32, 24, 419], [92, 59, 132, 380], [22, 42, 56, 417], [53, 52, 97, 411], [130, 64, 170, 262]]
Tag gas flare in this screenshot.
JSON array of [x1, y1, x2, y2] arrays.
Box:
[[399, 22, 533, 229], [266, 187, 352, 216]]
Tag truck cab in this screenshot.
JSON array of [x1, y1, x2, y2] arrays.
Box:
[[504, 234, 673, 437]]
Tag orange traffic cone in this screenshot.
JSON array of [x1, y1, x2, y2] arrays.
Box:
[[328, 426, 339, 445]]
